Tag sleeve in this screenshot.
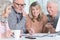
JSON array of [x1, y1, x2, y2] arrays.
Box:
[[26, 16, 31, 32], [8, 13, 16, 30], [41, 14, 48, 25]]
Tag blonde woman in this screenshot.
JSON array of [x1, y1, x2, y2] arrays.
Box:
[[26, 2, 48, 34], [1, 5, 12, 38]]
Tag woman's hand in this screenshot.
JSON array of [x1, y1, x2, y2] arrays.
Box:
[[28, 28, 35, 35], [5, 30, 13, 37]]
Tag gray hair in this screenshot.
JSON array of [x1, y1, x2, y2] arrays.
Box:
[[47, 0, 58, 5]]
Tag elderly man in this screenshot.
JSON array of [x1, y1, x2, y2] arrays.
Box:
[[45, 0, 59, 33], [8, 0, 27, 34]]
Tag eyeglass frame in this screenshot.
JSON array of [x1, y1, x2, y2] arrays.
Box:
[[13, 2, 26, 7]]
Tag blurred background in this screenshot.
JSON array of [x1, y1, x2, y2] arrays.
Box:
[[0, 0, 60, 19]]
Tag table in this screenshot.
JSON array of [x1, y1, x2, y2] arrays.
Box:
[[0, 33, 60, 40]]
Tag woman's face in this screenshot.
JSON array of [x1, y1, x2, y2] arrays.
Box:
[[31, 5, 40, 18]]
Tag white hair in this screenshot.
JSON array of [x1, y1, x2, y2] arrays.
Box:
[[47, 0, 58, 5], [47, 0, 59, 11]]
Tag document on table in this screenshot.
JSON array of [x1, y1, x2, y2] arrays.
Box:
[[22, 33, 48, 37]]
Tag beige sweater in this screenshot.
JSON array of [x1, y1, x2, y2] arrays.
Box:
[[26, 14, 48, 33]]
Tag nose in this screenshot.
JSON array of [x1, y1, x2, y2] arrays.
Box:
[[34, 9, 37, 13]]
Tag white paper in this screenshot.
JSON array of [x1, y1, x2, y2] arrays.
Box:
[[55, 17, 60, 32], [12, 30, 21, 38]]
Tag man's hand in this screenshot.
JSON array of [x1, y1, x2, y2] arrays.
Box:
[[45, 23, 53, 29]]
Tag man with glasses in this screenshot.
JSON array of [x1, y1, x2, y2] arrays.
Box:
[[8, 0, 27, 35]]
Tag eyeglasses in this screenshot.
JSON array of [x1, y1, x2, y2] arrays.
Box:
[[14, 2, 26, 6]]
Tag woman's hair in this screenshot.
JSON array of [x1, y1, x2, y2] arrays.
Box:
[[2, 2, 12, 18], [29, 1, 44, 22], [1, 1, 12, 22]]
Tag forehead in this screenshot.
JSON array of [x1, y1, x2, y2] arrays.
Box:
[[14, 0, 24, 4], [47, 2, 58, 8], [31, 5, 40, 9]]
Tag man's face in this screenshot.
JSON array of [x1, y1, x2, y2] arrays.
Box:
[[13, 0, 25, 12], [47, 2, 58, 16]]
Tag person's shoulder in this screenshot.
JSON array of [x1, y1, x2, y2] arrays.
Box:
[[25, 14, 31, 21], [42, 14, 48, 18], [41, 14, 48, 21], [25, 14, 30, 19]]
